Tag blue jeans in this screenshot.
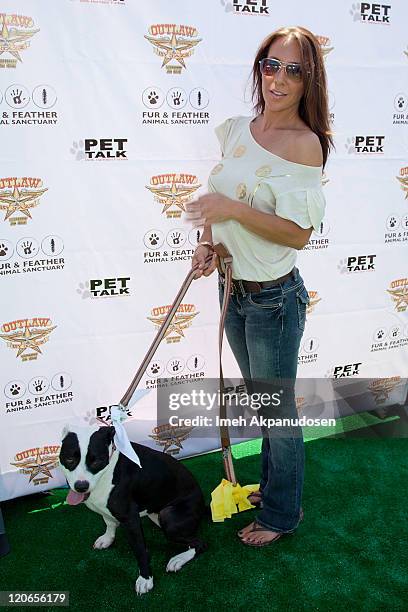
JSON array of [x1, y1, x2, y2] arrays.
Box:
[[218, 267, 309, 532]]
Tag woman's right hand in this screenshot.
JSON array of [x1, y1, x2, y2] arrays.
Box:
[[192, 244, 218, 279]]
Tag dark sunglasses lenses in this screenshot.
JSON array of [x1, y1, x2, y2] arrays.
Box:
[[260, 59, 302, 80]]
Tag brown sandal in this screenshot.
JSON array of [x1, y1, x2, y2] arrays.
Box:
[[237, 507, 304, 539], [240, 521, 293, 547]]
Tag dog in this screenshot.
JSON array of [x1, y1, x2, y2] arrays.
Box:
[[59, 424, 206, 595]]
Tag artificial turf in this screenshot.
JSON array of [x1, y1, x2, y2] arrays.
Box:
[[1, 420, 407, 611]]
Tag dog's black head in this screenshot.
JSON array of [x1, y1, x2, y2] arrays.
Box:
[[59, 425, 116, 505]]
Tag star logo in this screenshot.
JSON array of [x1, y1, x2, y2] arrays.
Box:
[[144, 27, 202, 73], [146, 178, 201, 218], [0, 319, 57, 361], [0, 15, 40, 67], [306, 291, 322, 315], [396, 174, 408, 199], [367, 377, 401, 405], [387, 286, 408, 312], [147, 306, 198, 343], [0, 184, 48, 224], [149, 423, 193, 454], [11, 448, 59, 484]]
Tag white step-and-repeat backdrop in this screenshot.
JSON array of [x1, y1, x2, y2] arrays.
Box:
[[1, 0, 407, 501]]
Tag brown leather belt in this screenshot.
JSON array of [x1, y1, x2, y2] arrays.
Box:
[[219, 268, 295, 295]]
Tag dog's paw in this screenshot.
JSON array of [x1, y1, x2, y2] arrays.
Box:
[[93, 534, 115, 549], [135, 575, 154, 595], [166, 548, 196, 572]]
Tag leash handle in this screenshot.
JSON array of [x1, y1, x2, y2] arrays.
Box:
[[213, 243, 236, 485], [119, 253, 214, 408]]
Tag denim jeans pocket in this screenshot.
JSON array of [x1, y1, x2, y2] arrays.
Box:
[[247, 287, 283, 310], [296, 286, 310, 331]]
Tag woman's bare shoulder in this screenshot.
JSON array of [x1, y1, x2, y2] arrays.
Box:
[[289, 130, 323, 167]]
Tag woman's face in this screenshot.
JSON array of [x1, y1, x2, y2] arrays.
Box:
[[261, 36, 305, 114]]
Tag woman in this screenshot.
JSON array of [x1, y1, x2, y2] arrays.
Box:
[[186, 26, 333, 546]]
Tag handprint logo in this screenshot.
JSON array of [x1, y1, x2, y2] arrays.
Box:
[[22, 241, 33, 255], [172, 91, 183, 106], [171, 232, 181, 245], [170, 360, 180, 372], [11, 89, 26, 105], [34, 379, 44, 392]]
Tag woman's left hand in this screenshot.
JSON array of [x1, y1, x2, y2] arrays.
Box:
[[185, 193, 234, 227]]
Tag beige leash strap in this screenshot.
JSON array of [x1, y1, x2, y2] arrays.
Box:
[[119, 253, 214, 408], [213, 243, 236, 485]]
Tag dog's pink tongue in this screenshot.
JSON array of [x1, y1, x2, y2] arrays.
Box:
[[66, 490, 85, 505]]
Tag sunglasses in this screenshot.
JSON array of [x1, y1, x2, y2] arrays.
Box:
[[259, 57, 303, 81]]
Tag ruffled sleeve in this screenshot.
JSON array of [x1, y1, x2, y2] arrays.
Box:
[[275, 187, 326, 233], [214, 116, 238, 156]]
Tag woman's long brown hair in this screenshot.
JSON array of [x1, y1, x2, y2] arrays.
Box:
[[250, 26, 335, 168]]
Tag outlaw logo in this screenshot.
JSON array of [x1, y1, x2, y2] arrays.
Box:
[[146, 173, 201, 219], [149, 423, 193, 454], [306, 291, 321, 315], [147, 303, 198, 343], [367, 377, 401, 405], [387, 278, 408, 312], [0, 177, 47, 225], [396, 166, 408, 199], [11, 445, 60, 486], [0, 13, 40, 68], [0, 318, 56, 361], [144, 24, 202, 74]]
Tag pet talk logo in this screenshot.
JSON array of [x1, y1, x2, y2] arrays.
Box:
[[0, 84, 58, 126], [147, 304, 198, 344], [0, 13, 39, 69], [367, 377, 401, 405], [384, 213, 408, 244], [0, 177, 47, 225], [345, 136, 385, 154], [0, 234, 65, 275], [338, 255, 376, 274], [3, 372, 73, 413], [144, 24, 202, 75], [303, 219, 330, 251], [387, 278, 408, 312], [10, 446, 60, 486], [298, 337, 319, 365], [396, 166, 408, 199], [70, 139, 127, 161], [331, 363, 362, 378], [220, 0, 270, 16], [371, 324, 408, 352], [350, 3, 391, 24], [77, 277, 131, 299], [150, 423, 194, 455], [0, 318, 56, 362], [146, 173, 201, 219]]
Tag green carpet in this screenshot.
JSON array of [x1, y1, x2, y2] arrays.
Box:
[[1, 433, 407, 611]]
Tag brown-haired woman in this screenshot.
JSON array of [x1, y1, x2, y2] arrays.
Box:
[[187, 26, 334, 546]]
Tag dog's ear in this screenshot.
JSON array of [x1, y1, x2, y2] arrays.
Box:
[[61, 423, 71, 441]]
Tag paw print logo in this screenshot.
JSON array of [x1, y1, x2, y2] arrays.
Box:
[[345, 137, 357, 154], [166, 88, 187, 110], [4, 380, 26, 400], [84, 410, 98, 426], [324, 367, 334, 378], [349, 3, 361, 21], [167, 357, 185, 375], [143, 230, 164, 249], [28, 376, 49, 395], [220, 0, 234, 12], [166, 228, 186, 248], [386, 215, 399, 230], [337, 258, 349, 274], [70, 140, 85, 161], [0, 243, 9, 258], [394, 93, 408, 112], [147, 360, 164, 378], [142, 87, 164, 109], [148, 91, 159, 105], [77, 281, 92, 299], [374, 327, 386, 342]]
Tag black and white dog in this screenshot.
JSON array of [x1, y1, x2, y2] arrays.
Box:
[[59, 424, 206, 595]]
